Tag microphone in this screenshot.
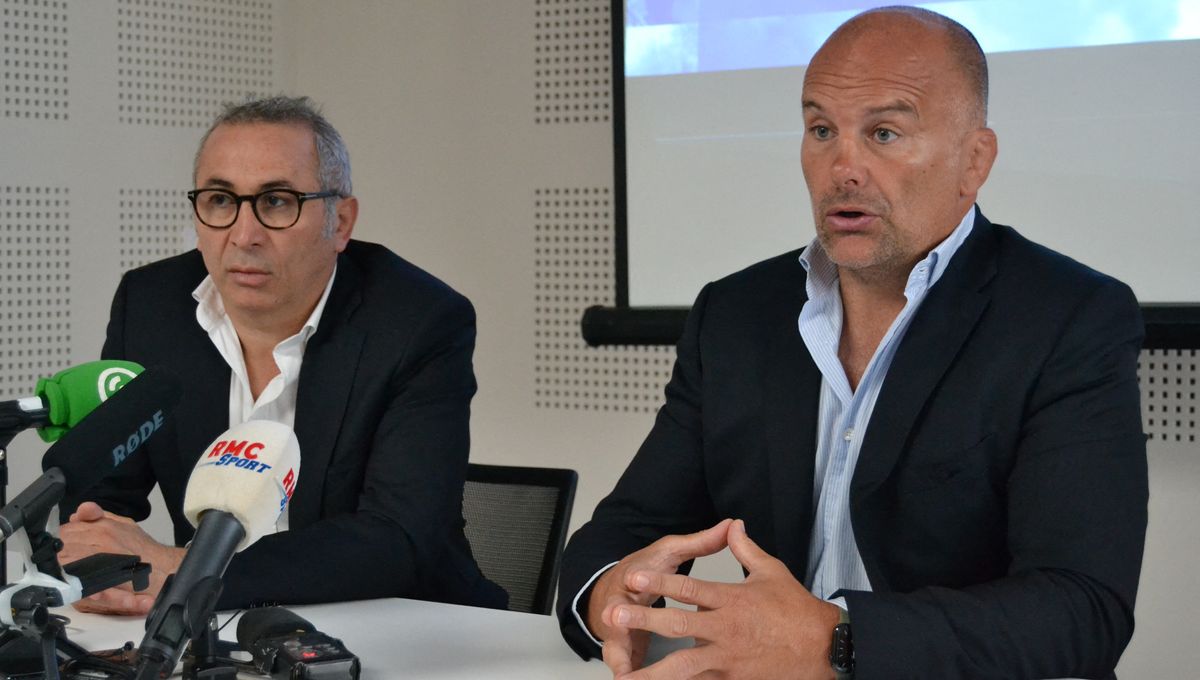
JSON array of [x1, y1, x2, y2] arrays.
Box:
[[0, 367, 177, 638], [236, 607, 360, 679], [0, 359, 144, 444], [134, 420, 300, 680], [0, 366, 181, 541]]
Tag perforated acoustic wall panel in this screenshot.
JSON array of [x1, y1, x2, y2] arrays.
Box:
[[0, 185, 70, 395], [1, 0, 69, 121], [117, 0, 274, 127], [117, 188, 189, 271], [533, 187, 672, 413], [0, 0, 286, 550], [533, 0, 610, 125], [1140, 349, 1198, 443]]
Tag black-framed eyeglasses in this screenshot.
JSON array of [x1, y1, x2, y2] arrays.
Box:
[[186, 188, 343, 230]]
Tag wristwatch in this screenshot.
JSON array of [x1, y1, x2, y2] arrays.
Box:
[[830, 608, 854, 679]]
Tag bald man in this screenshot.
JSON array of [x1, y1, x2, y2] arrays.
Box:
[[557, 7, 1146, 680]]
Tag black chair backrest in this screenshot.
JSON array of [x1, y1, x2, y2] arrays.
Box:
[[462, 463, 578, 615]]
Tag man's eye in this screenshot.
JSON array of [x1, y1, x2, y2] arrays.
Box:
[[810, 125, 832, 140], [260, 192, 295, 210], [205, 193, 234, 207], [873, 128, 898, 143]]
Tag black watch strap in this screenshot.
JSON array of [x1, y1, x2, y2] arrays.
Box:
[[830, 607, 854, 679]]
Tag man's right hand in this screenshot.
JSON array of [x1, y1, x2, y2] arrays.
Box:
[[586, 519, 734, 676], [58, 501, 183, 615]]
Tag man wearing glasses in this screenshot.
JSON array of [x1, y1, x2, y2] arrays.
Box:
[[58, 96, 506, 614]]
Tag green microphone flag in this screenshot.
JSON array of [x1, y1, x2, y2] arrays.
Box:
[[35, 360, 145, 442]]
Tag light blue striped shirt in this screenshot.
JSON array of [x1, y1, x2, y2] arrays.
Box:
[[800, 208, 975, 603]]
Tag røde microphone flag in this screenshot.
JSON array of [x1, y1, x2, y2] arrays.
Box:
[[135, 420, 300, 680], [0, 366, 181, 541], [0, 359, 144, 443], [41, 365, 181, 498]]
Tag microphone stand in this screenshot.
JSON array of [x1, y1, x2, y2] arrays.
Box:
[[0, 486, 151, 679], [181, 614, 239, 680], [0, 426, 63, 678], [1, 446, 8, 584], [134, 512, 243, 680], [1, 428, 15, 583], [1, 402, 47, 582]]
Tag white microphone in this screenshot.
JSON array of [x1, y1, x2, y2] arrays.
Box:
[[183, 420, 300, 549], [135, 420, 300, 679]]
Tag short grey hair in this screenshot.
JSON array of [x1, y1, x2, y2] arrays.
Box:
[[193, 95, 352, 236]]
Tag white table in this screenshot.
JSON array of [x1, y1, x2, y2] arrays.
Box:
[[4, 548, 610, 677], [54, 598, 614, 679]]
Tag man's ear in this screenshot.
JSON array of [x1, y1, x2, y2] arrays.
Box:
[[961, 127, 998, 197], [332, 195, 358, 252]]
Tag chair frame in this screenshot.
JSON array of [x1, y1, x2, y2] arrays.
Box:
[[465, 463, 578, 615]]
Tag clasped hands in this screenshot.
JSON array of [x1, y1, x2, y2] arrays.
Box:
[[56, 501, 184, 615], [586, 519, 841, 680]]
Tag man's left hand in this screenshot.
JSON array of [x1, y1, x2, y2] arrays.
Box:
[[604, 519, 841, 680], [57, 501, 184, 615]]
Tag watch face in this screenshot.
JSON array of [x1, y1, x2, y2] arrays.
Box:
[[830, 622, 854, 672]]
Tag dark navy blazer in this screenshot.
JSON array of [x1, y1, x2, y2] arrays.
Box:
[[558, 211, 1146, 679], [72, 240, 506, 610]]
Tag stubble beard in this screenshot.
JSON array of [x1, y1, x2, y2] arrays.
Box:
[[813, 192, 909, 284]]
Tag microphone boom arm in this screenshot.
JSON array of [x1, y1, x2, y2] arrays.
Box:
[[135, 510, 245, 680]]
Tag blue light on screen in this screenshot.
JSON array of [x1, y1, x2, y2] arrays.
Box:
[[626, 0, 1200, 77]]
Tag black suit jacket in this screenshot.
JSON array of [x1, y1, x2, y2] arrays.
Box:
[[558, 212, 1147, 679], [70, 240, 506, 610]]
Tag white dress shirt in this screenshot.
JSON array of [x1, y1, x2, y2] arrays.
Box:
[[192, 266, 337, 532]]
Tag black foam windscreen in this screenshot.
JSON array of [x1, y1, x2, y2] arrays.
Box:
[[41, 366, 182, 496], [236, 607, 316, 650]]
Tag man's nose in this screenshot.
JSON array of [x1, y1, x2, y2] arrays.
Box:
[[228, 200, 266, 247], [830, 139, 867, 188]]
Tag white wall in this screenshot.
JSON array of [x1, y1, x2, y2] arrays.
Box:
[[1, 0, 298, 534], [288, 0, 671, 545]]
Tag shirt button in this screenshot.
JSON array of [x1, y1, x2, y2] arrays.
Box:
[[843, 428, 854, 442]]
